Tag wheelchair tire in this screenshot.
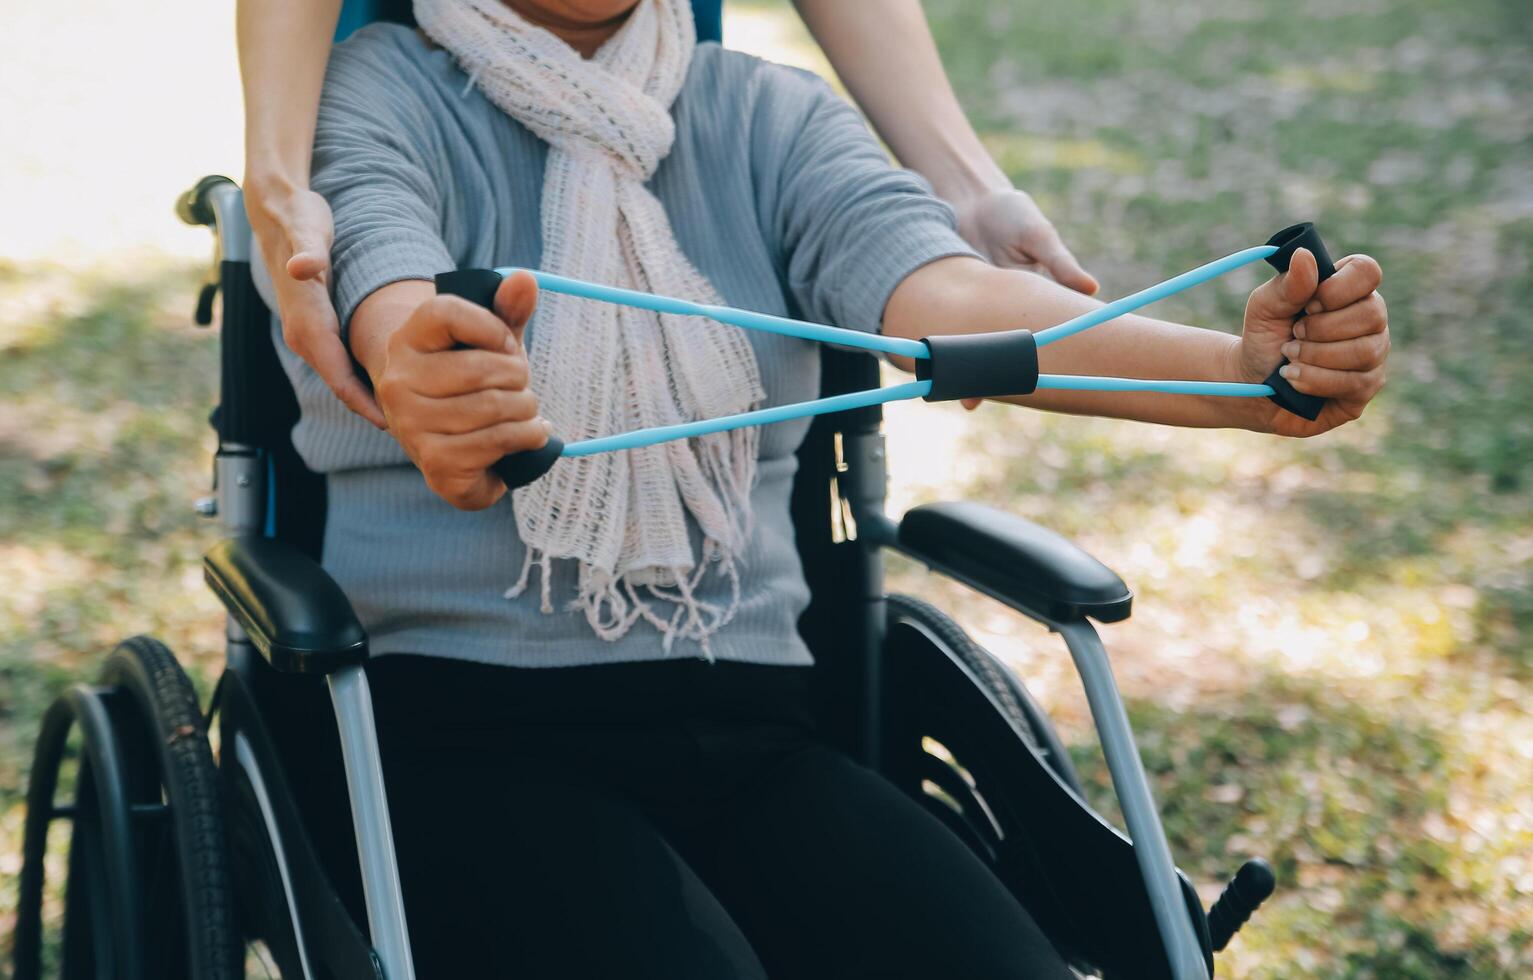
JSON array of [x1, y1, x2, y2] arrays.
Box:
[[12, 637, 239, 980], [887, 593, 1085, 797]]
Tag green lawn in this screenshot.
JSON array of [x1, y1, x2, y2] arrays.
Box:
[[3, 0, 1531, 976], [905, 0, 1533, 975]]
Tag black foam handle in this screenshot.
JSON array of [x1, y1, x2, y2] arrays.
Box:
[[1262, 222, 1336, 421], [433, 269, 563, 489], [915, 329, 1039, 402], [1207, 858, 1277, 953]]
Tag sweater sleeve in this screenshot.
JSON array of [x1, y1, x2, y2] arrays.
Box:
[[751, 67, 980, 334], [311, 26, 458, 334]]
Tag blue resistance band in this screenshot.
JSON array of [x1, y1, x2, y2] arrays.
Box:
[[481, 242, 1279, 460]]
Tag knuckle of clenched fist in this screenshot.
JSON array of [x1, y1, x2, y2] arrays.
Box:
[[419, 445, 448, 474], [502, 424, 533, 453], [1361, 255, 1384, 287], [487, 390, 515, 421], [514, 392, 539, 422], [424, 475, 452, 501]]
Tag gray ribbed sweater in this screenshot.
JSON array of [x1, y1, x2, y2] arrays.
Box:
[[271, 23, 975, 667]]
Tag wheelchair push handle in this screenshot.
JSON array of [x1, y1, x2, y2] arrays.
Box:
[[433, 270, 566, 490], [1261, 222, 1337, 421]]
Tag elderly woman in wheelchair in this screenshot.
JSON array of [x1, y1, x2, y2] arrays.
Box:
[[13, 0, 1389, 978]]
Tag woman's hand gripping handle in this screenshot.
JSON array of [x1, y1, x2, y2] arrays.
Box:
[[1261, 223, 1335, 420], [1240, 223, 1389, 435], [433, 270, 564, 490]]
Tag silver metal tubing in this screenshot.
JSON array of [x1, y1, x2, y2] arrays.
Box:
[[328, 666, 416, 980], [234, 733, 317, 980], [207, 183, 251, 263], [216, 447, 264, 537], [218, 446, 263, 647], [1053, 618, 1208, 980]]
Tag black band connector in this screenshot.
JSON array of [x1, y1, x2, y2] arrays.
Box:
[[1260, 222, 1335, 421], [434, 268, 563, 489], [916, 330, 1039, 403]]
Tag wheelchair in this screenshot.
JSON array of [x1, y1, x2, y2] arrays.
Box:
[[11, 172, 1279, 980]]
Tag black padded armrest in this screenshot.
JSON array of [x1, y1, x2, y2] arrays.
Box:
[[896, 501, 1132, 623], [203, 536, 368, 673]]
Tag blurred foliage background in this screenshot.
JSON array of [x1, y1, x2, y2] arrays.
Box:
[[2, 0, 1530, 975]]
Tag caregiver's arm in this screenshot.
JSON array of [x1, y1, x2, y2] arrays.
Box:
[[884, 250, 1388, 438], [792, 0, 1097, 294], [238, 0, 388, 427]]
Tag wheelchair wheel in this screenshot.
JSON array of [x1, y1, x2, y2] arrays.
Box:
[[13, 637, 240, 980], [887, 593, 1084, 796]]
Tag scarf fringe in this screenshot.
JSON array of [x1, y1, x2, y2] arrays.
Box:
[[505, 542, 741, 659]]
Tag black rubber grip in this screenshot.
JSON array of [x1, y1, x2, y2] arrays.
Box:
[[1262, 222, 1337, 421], [433, 269, 563, 489], [1208, 858, 1277, 952], [175, 174, 234, 228], [489, 437, 564, 489], [915, 329, 1039, 402]]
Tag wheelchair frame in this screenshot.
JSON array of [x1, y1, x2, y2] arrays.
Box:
[[11, 177, 1277, 980]]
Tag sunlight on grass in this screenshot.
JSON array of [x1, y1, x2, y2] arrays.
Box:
[[1269, 64, 1379, 96], [907, 0, 1533, 973], [982, 133, 1146, 176]]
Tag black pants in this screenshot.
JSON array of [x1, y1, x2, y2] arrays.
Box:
[[367, 655, 1072, 979]]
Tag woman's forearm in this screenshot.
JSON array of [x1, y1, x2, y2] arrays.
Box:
[[886, 257, 1267, 431], [238, 0, 343, 190], [791, 0, 1006, 203]]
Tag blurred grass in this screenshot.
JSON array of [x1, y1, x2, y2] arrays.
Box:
[[892, 0, 1533, 976], [3, 0, 1531, 976], [0, 260, 227, 957]]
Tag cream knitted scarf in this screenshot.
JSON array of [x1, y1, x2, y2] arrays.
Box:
[[414, 0, 764, 651]]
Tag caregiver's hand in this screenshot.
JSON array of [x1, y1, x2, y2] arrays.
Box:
[[247, 179, 388, 429], [948, 186, 1099, 411], [1234, 248, 1389, 438], [953, 187, 1099, 295], [360, 273, 549, 510]]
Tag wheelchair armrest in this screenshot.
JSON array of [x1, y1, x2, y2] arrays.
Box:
[[203, 536, 368, 673], [895, 501, 1132, 624]]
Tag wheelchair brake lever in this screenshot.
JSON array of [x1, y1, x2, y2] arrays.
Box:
[[194, 280, 218, 327]]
